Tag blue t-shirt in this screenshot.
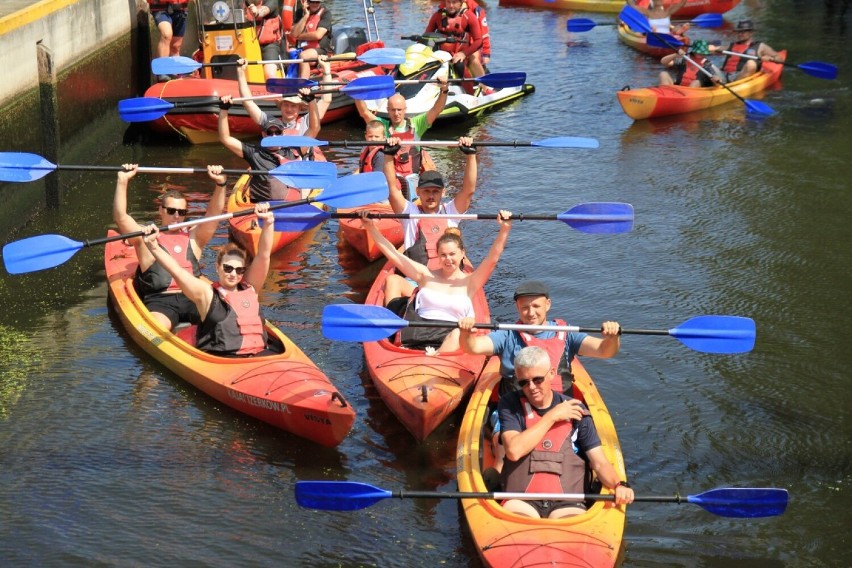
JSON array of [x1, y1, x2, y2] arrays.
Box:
[[488, 324, 588, 379], [498, 390, 601, 456]]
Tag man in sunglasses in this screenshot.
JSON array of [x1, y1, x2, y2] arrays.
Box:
[[113, 164, 229, 331], [497, 346, 634, 518]]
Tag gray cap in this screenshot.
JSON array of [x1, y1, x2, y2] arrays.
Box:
[[513, 280, 549, 300], [417, 170, 444, 190]]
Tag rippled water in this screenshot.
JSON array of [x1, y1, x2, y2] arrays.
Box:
[[1, 0, 851, 566]]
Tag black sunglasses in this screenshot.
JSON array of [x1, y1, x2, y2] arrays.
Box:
[[265, 129, 283, 136], [163, 206, 188, 216], [222, 263, 246, 275], [517, 376, 547, 389]]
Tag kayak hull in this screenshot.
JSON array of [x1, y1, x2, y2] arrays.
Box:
[[499, 0, 739, 16], [104, 233, 355, 447], [616, 52, 785, 120], [617, 22, 687, 59], [456, 358, 627, 567], [337, 202, 404, 261]]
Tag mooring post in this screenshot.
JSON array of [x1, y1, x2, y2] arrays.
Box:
[[37, 41, 61, 209]]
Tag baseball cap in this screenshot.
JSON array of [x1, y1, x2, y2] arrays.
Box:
[[513, 280, 550, 300], [417, 170, 445, 190]]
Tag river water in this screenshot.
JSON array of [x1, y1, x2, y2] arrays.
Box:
[[1, 0, 850, 566]]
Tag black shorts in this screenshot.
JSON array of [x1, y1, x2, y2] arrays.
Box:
[[525, 499, 587, 518], [143, 293, 199, 329]]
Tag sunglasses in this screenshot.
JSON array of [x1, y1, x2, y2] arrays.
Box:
[[517, 376, 547, 389], [163, 206, 188, 216], [222, 263, 246, 275], [265, 129, 283, 135]]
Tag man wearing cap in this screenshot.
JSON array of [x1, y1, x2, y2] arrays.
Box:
[[710, 19, 785, 82], [288, 0, 333, 79], [459, 279, 621, 393], [659, 40, 723, 87]]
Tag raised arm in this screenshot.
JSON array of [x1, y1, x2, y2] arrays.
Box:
[[236, 60, 265, 126], [310, 56, 333, 128], [218, 99, 245, 158], [453, 136, 477, 214], [143, 225, 213, 317], [354, 99, 379, 124], [382, 138, 408, 213], [424, 76, 449, 127], [360, 211, 431, 282], [665, 0, 688, 16], [189, 166, 228, 253], [466, 210, 512, 293], [245, 202, 274, 291], [113, 164, 143, 236]]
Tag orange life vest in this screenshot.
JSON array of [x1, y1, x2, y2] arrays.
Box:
[[722, 40, 759, 74], [246, 0, 283, 46]]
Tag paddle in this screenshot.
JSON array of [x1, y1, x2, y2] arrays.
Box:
[[267, 72, 526, 93], [567, 12, 723, 33], [718, 51, 838, 80], [266, 75, 397, 101], [2, 172, 388, 275], [620, 5, 775, 117], [151, 47, 406, 76], [321, 304, 756, 354], [118, 94, 284, 123], [261, 135, 600, 150], [273, 202, 635, 234], [0, 152, 337, 187], [295, 481, 788, 518]]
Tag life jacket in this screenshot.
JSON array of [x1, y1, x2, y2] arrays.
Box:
[[722, 40, 760, 74], [134, 230, 199, 296], [280, 0, 296, 32], [436, 6, 471, 55], [501, 396, 587, 497], [673, 56, 714, 86], [472, 4, 491, 57], [197, 283, 267, 356], [403, 204, 451, 270], [246, 0, 283, 46], [518, 318, 571, 392], [358, 146, 383, 173], [299, 7, 329, 51], [391, 119, 422, 177]]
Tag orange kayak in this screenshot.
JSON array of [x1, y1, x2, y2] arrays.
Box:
[[337, 202, 404, 261], [617, 22, 687, 59], [500, 0, 739, 16], [362, 262, 492, 441], [226, 174, 324, 256], [616, 52, 785, 120], [457, 358, 628, 567], [105, 232, 355, 447]]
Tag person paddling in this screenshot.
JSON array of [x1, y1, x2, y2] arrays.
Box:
[[112, 164, 227, 331], [709, 19, 785, 82], [659, 40, 723, 87], [141, 203, 277, 357]]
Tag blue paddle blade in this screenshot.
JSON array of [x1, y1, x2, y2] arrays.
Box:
[[691, 13, 723, 28], [262, 135, 327, 149], [566, 18, 597, 32], [296, 481, 393, 511], [478, 72, 527, 88], [273, 203, 330, 232], [619, 4, 651, 34], [645, 32, 683, 49], [796, 61, 838, 80], [322, 304, 406, 341], [0, 152, 58, 182], [269, 161, 337, 189], [341, 83, 397, 101], [265, 77, 319, 94], [743, 99, 778, 118], [118, 97, 176, 122], [532, 137, 599, 149], [151, 55, 202, 76], [669, 315, 756, 354], [3, 234, 85, 274], [316, 172, 389, 209], [557, 202, 634, 234], [358, 47, 406, 66], [348, 75, 395, 89], [688, 488, 788, 518]]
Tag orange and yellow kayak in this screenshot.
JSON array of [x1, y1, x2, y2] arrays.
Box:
[[337, 202, 404, 262], [105, 232, 355, 447], [499, 0, 739, 16], [362, 262, 492, 441], [457, 358, 628, 567], [617, 22, 687, 59], [616, 52, 785, 120]]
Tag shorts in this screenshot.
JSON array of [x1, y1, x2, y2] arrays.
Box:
[[143, 292, 199, 329], [153, 8, 187, 37], [524, 499, 587, 518], [260, 42, 282, 61]]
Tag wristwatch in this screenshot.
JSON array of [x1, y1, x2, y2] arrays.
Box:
[[616, 480, 631, 489]]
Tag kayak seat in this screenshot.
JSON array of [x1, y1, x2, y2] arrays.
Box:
[[174, 324, 199, 347]]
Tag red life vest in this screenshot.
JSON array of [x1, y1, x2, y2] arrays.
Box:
[[198, 283, 267, 356], [246, 0, 283, 46], [436, 7, 471, 56], [299, 7, 326, 50], [358, 146, 383, 173], [501, 396, 587, 497], [390, 119, 422, 177], [674, 55, 712, 86], [518, 318, 569, 392], [404, 205, 451, 269], [722, 40, 759, 74]]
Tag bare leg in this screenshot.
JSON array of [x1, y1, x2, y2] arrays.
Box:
[[383, 274, 415, 307], [151, 311, 174, 331], [502, 500, 541, 518], [298, 48, 319, 79], [659, 71, 675, 86], [156, 21, 174, 58], [549, 505, 587, 519], [437, 328, 460, 353]]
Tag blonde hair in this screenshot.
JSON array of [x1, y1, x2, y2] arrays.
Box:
[[437, 227, 465, 251]]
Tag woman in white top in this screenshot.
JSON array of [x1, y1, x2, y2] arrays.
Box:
[[360, 210, 512, 353], [626, 0, 689, 35]]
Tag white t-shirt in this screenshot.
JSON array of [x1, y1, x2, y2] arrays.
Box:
[[401, 200, 461, 249]]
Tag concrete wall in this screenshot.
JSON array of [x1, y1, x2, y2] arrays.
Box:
[[0, 0, 138, 106]]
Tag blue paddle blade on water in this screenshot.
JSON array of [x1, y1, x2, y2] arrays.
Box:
[[273, 203, 330, 232], [669, 315, 756, 354], [295, 481, 393, 511], [688, 488, 788, 518], [0, 152, 57, 182], [533, 137, 600, 149], [322, 304, 406, 342], [3, 234, 85, 274], [566, 18, 597, 33], [118, 97, 176, 122], [151, 55, 202, 76], [478, 72, 527, 88], [557, 202, 634, 234]]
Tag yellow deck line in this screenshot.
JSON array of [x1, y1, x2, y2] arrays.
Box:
[[0, 0, 81, 35]]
